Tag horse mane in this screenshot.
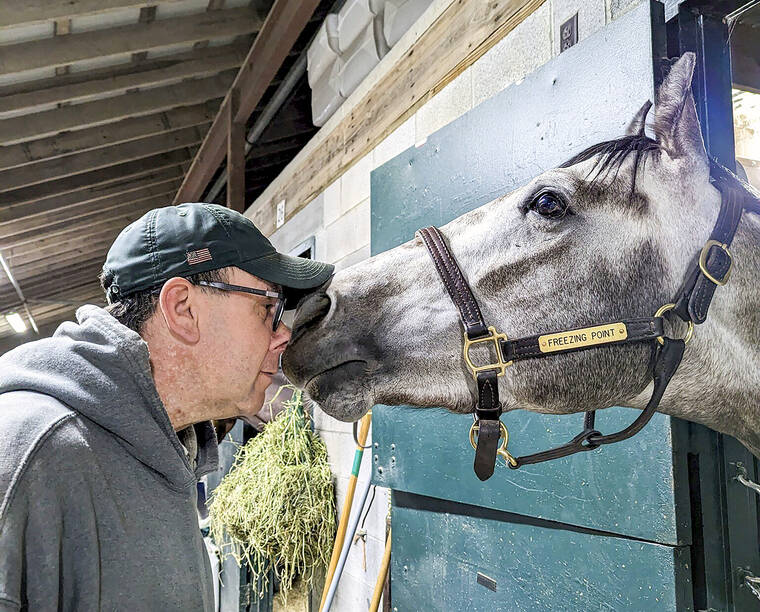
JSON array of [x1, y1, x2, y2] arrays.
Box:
[[560, 133, 660, 193]]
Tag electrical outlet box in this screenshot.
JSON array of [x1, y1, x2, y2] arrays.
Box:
[[276, 200, 285, 228], [560, 14, 578, 53]]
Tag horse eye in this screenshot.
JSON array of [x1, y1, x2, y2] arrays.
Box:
[[529, 192, 569, 219]]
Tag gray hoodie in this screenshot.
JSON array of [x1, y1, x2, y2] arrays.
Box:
[[0, 305, 219, 611]]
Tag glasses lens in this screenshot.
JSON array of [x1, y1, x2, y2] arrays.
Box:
[[272, 298, 285, 332]]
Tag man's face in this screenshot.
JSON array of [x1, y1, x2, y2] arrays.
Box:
[[197, 267, 291, 419]]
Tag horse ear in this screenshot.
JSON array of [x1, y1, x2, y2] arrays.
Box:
[[653, 52, 708, 164], [625, 100, 652, 135]]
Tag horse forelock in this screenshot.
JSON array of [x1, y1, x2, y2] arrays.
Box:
[[561, 133, 660, 196]]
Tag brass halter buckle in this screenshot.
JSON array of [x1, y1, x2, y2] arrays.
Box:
[[699, 239, 732, 286], [469, 420, 518, 468], [462, 326, 512, 378]]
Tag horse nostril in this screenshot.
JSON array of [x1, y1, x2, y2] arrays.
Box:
[[292, 292, 331, 338]]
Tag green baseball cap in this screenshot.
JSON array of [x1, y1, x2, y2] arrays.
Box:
[[102, 203, 333, 306]]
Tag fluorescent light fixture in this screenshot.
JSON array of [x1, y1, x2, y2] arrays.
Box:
[[5, 312, 26, 334]]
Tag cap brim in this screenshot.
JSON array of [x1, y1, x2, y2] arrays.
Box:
[[238, 252, 334, 308]]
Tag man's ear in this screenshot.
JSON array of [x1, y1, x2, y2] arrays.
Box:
[[158, 277, 200, 344], [653, 52, 709, 166]]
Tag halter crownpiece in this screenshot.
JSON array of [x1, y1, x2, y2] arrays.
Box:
[[417, 159, 759, 481]]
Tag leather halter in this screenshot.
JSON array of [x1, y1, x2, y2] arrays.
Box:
[[418, 160, 760, 481]]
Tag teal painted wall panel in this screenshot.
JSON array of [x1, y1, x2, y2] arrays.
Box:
[[369, 1, 689, 545], [372, 405, 689, 545], [390, 502, 693, 611]]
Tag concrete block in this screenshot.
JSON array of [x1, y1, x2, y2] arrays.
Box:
[[313, 406, 353, 434], [321, 429, 361, 475], [607, 0, 641, 21], [342, 530, 387, 584], [471, 3, 552, 108], [324, 197, 370, 264], [354, 486, 390, 544], [322, 177, 342, 227], [415, 67, 473, 143], [333, 244, 371, 271], [268, 193, 324, 254], [331, 573, 375, 612], [372, 115, 415, 169], [551, 0, 606, 56], [340, 153, 372, 213]]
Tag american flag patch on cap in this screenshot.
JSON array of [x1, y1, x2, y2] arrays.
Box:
[[186, 248, 212, 265]]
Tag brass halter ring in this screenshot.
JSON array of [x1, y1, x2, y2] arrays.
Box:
[[654, 303, 694, 345], [469, 420, 518, 468]]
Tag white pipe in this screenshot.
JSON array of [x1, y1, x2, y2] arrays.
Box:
[[205, 52, 308, 202]]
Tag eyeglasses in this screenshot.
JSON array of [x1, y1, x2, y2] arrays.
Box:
[[196, 280, 286, 332]]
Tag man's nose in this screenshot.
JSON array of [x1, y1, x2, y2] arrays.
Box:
[[290, 292, 330, 343]]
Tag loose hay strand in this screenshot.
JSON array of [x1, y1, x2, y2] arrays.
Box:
[[208, 387, 336, 603]]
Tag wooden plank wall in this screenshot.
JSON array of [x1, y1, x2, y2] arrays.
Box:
[[250, 0, 547, 235]]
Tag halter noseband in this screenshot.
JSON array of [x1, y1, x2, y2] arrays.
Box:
[[418, 160, 760, 481]]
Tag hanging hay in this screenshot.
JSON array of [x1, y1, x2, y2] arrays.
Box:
[[209, 387, 336, 602]]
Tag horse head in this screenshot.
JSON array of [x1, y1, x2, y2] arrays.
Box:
[[283, 53, 760, 457]]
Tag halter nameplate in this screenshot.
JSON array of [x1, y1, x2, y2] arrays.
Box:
[[538, 322, 628, 353]]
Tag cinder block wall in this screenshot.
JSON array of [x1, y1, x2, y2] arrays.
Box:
[[262, 0, 672, 608]]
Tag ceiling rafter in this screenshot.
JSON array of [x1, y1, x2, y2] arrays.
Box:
[[0, 0, 331, 342], [0, 125, 206, 192], [172, 0, 321, 204], [0, 73, 233, 145], [0, 43, 246, 116], [0, 102, 219, 171], [0, 169, 184, 223], [0, 1, 187, 29], [0, 7, 262, 76], [0, 151, 192, 207]]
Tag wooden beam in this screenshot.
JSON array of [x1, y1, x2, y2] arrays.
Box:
[[0, 262, 104, 296], [0, 265, 107, 304], [2, 203, 159, 250], [0, 7, 262, 76], [0, 102, 217, 171], [0, 1, 194, 29], [1, 182, 178, 230], [0, 126, 206, 192], [0, 44, 246, 116], [0, 283, 104, 315], [0, 169, 182, 223], [4, 234, 121, 269], [227, 88, 246, 212], [0, 73, 232, 145], [0, 151, 191, 207], [1, 193, 174, 248], [250, 0, 546, 236], [172, 0, 320, 205], [53, 19, 72, 77], [12, 250, 115, 283]]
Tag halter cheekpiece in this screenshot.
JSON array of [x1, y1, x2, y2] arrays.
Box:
[[418, 159, 760, 481]]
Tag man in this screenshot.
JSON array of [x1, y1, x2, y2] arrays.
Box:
[[0, 203, 333, 611]]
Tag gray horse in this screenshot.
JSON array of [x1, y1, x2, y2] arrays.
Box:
[[283, 53, 760, 459]]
